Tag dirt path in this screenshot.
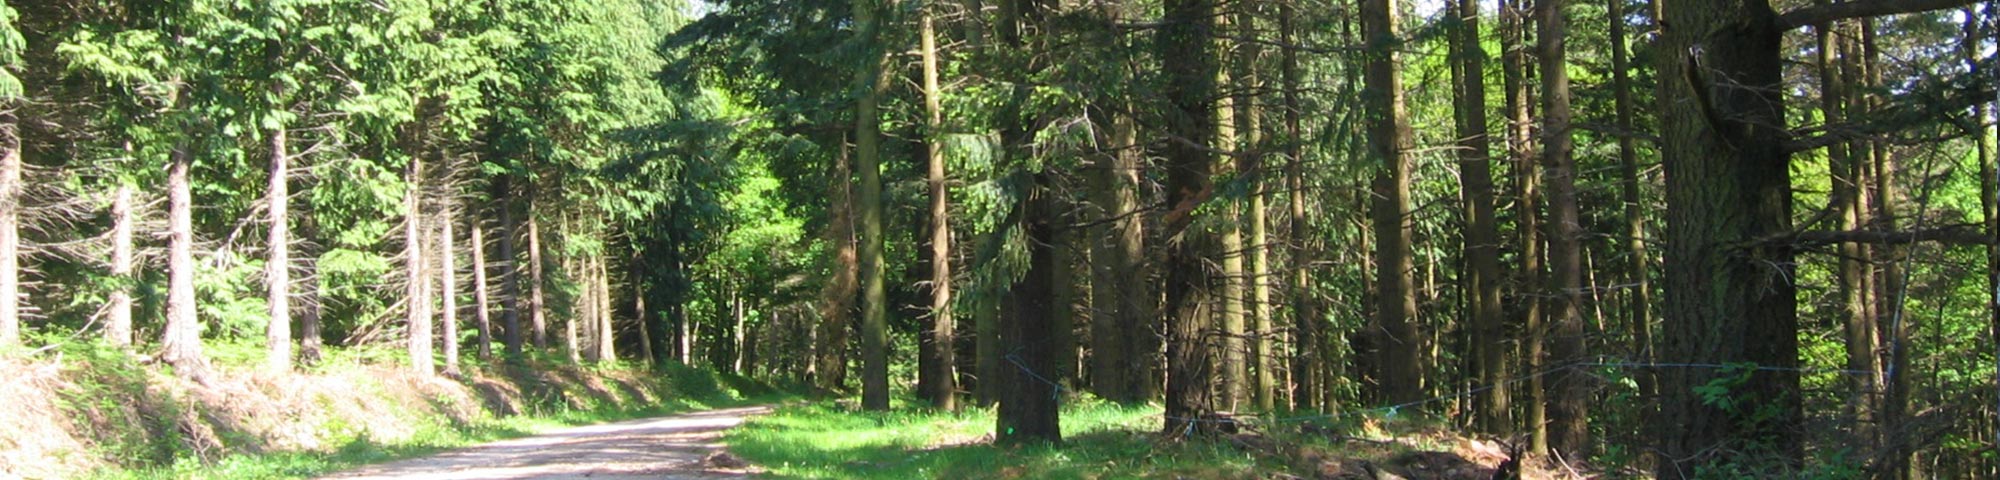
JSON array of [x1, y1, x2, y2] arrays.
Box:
[[320, 405, 771, 480]]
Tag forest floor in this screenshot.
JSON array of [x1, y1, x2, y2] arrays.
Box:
[[319, 405, 771, 480]]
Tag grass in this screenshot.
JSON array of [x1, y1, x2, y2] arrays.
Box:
[[726, 396, 1290, 480]]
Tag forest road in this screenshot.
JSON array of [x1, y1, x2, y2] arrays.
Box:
[[319, 405, 772, 480]]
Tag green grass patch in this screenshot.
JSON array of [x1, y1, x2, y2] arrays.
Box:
[[727, 397, 1286, 479]]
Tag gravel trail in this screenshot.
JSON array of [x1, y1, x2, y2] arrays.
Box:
[[319, 405, 771, 480]]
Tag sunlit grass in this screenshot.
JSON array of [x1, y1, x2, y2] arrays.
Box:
[[727, 396, 1283, 480]]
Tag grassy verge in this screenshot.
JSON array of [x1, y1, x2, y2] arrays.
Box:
[[6, 340, 805, 480], [726, 397, 1288, 480]]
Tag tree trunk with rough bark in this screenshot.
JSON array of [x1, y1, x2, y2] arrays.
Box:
[[1160, 0, 1221, 437], [1539, 0, 1590, 459], [528, 195, 548, 350], [162, 144, 211, 382], [920, 5, 958, 411], [440, 194, 460, 374], [851, 0, 892, 407], [1653, 1, 1803, 474], [1451, 0, 1508, 434], [471, 207, 493, 360], [1364, 0, 1423, 407], [1281, 0, 1319, 413], [406, 154, 433, 375], [818, 137, 856, 391], [266, 127, 293, 371], [497, 181, 525, 360], [108, 182, 134, 348], [0, 108, 17, 348]]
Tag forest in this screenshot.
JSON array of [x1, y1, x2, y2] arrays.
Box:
[[1, 0, 1997, 478]]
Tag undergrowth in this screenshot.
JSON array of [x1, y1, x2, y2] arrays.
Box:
[[4, 338, 801, 480], [726, 397, 1285, 480]]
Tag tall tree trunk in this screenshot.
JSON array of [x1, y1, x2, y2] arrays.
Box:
[[265, 127, 293, 370], [1085, 135, 1135, 400], [818, 136, 856, 391], [1052, 218, 1080, 387], [406, 155, 433, 375], [992, 0, 1063, 443], [1451, 0, 1508, 434], [1364, 0, 1422, 407], [108, 181, 134, 348], [1281, 0, 1320, 413], [855, 0, 893, 409], [497, 181, 525, 360], [1609, 0, 1657, 419], [567, 250, 585, 364], [528, 195, 548, 350], [162, 144, 210, 382], [1863, 19, 1916, 480], [1973, 7, 2000, 477], [440, 194, 460, 374], [1087, 0, 1155, 407], [634, 251, 653, 367], [0, 108, 16, 348], [1160, 0, 1220, 437], [921, 6, 958, 411], [732, 286, 746, 372], [597, 249, 616, 363], [1653, 0, 1802, 474], [1502, 0, 1546, 450], [301, 279, 323, 365], [1819, 12, 1877, 454], [975, 275, 1000, 406], [1217, 41, 1246, 411], [471, 207, 493, 360], [998, 169, 1064, 444], [1234, 3, 1275, 411], [1539, 0, 1590, 459]]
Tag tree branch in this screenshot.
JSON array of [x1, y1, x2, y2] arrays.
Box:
[[1778, 0, 1981, 30], [1784, 84, 1994, 154], [1788, 226, 1992, 247]]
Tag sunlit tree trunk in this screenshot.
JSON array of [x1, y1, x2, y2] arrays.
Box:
[[471, 207, 493, 360], [1501, 0, 1545, 450], [108, 181, 134, 348], [1216, 31, 1245, 410], [1818, 11, 1877, 454], [1450, 0, 1508, 433], [597, 249, 615, 363], [919, 5, 958, 411], [852, 0, 892, 411], [1363, 0, 1422, 407], [440, 194, 460, 375], [1280, 0, 1319, 413], [1972, 9, 2000, 476], [162, 144, 210, 382], [1539, 0, 1590, 459], [406, 153, 433, 375], [818, 136, 856, 390], [1609, 0, 1656, 417], [1233, 2, 1274, 410], [0, 106, 17, 348], [265, 126, 293, 370], [567, 246, 585, 364], [528, 194, 549, 350]]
